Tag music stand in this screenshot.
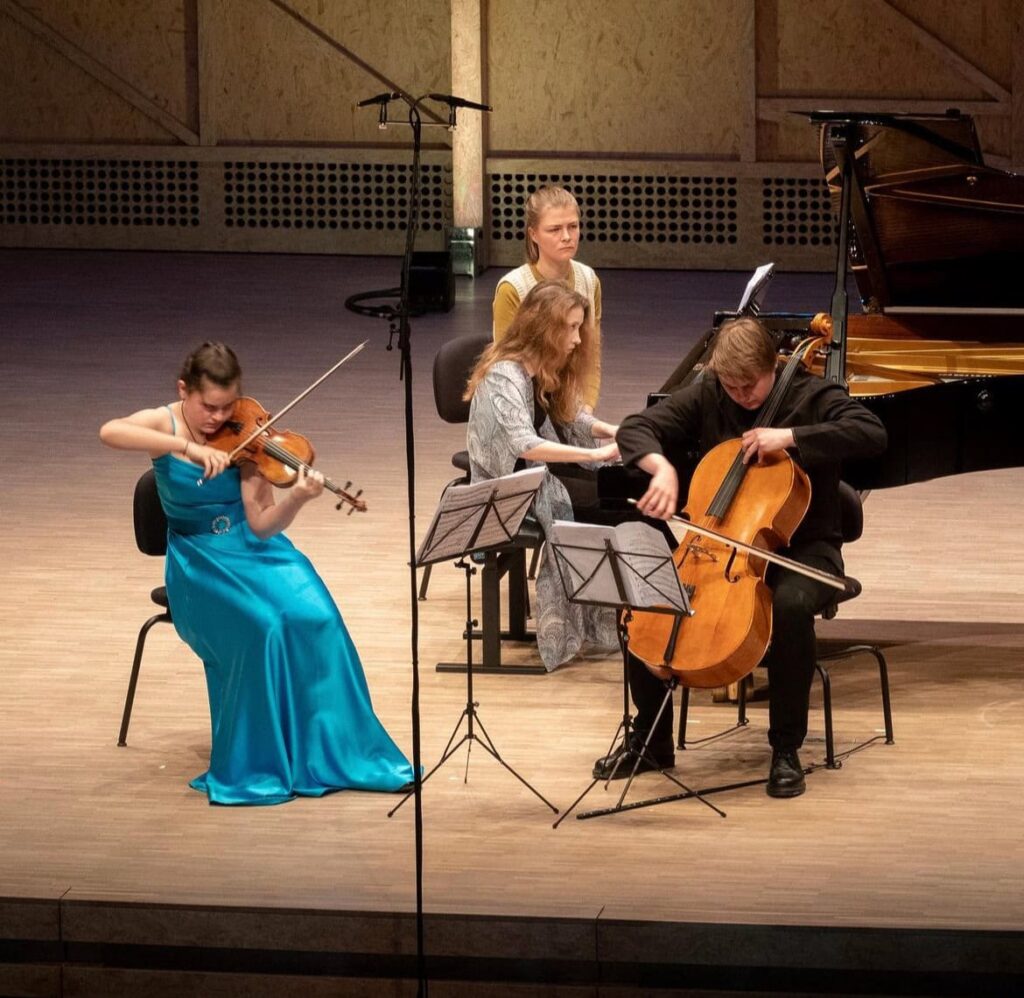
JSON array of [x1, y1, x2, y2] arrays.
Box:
[[388, 468, 558, 817], [546, 521, 725, 825]]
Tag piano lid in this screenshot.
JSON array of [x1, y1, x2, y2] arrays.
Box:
[[810, 110, 1024, 313]]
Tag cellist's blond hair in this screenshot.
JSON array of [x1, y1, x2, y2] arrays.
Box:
[[464, 282, 592, 424], [707, 317, 777, 383]]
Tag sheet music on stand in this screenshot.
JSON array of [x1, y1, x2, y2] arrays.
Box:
[[416, 467, 546, 567], [736, 262, 775, 316], [547, 520, 691, 616]]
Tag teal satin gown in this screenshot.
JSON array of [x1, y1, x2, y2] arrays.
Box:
[[151, 443, 413, 805]]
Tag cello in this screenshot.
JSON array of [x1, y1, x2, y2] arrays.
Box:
[[625, 328, 845, 688]]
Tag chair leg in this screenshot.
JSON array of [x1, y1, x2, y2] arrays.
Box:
[[118, 612, 171, 746], [814, 643, 895, 766], [528, 542, 543, 581], [814, 663, 838, 769], [677, 686, 691, 749], [417, 563, 433, 601], [869, 645, 895, 745]]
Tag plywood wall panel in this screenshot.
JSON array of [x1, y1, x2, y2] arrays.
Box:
[[758, 0, 989, 100], [15, 0, 194, 127], [208, 0, 450, 145], [0, 15, 176, 142], [888, 0, 1013, 87], [285, 0, 451, 91], [486, 0, 751, 157]]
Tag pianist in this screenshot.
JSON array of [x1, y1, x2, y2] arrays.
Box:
[[466, 281, 620, 670], [606, 317, 887, 797]]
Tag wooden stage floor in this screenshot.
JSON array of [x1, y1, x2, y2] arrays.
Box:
[[1, 250, 1022, 995]]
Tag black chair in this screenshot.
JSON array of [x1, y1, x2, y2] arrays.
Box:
[[422, 334, 546, 674], [117, 468, 173, 746], [677, 482, 894, 768], [417, 333, 489, 601]]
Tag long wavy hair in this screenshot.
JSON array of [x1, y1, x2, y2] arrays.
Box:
[[464, 282, 593, 424]]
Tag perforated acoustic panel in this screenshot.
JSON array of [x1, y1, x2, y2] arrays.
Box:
[[761, 177, 836, 249], [0, 154, 832, 268], [487, 171, 837, 271], [1, 158, 200, 227], [223, 161, 449, 233], [0, 152, 452, 253], [491, 172, 739, 246]]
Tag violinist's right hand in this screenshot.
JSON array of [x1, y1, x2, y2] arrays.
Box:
[[186, 442, 232, 480], [636, 453, 679, 521]]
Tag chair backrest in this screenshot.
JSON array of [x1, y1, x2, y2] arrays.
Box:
[[134, 468, 168, 557], [837, 481, 864, 544], [433, 334, 492, 424]]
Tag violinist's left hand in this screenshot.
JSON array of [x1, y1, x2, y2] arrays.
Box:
[[292, 466, 325, 503], [740, 427, 795, 465]]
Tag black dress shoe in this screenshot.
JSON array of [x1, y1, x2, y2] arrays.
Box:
[[593, 735, 675, 781], [766, 748, 806, 798]]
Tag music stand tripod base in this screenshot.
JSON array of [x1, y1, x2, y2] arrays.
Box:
[[392, 468, 557, 817], [545, 523, 723, 826]]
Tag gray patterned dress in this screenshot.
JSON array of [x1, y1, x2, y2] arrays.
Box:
[[467, 360, 617, 670]]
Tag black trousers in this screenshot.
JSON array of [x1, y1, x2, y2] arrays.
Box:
[[626, 544, 841, 751]]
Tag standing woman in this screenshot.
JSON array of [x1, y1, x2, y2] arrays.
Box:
[[100, 342, 413, 805], [493, 186, 602, 410], [467, 282, 619, 671]]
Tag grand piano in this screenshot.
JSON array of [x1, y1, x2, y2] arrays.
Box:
[[609, 109, 1024, 499]]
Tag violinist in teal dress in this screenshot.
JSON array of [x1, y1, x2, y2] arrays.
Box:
[[100, 342, 413, 805]]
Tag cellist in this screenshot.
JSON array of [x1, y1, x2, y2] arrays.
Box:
[[601, 318, 886, 797]]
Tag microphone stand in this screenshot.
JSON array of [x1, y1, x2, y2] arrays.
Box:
[[345, 91, 490, 998]]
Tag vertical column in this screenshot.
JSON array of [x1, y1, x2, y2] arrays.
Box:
[[451, 0, 487, 273], [1013, 0, 1023, 170], [196, 0, 218, 147]]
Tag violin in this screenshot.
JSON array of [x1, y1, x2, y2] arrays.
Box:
[[626, 332, 835, 688], [206, 396, 367, 514]]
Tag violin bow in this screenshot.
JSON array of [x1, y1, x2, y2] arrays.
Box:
[[627, 500, 849, 592], [225, 341, 368, 462]]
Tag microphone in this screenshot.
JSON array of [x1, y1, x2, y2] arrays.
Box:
[[355, 92, 399, 129], [356, 92, 399, 107], [428, 93, 492, 112]]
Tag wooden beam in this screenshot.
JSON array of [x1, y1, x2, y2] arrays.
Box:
[[739, 0, 757, 163], [264, 0, 447, 126], [874, 0, 1011, 103], [0, 0, 199, 146]]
